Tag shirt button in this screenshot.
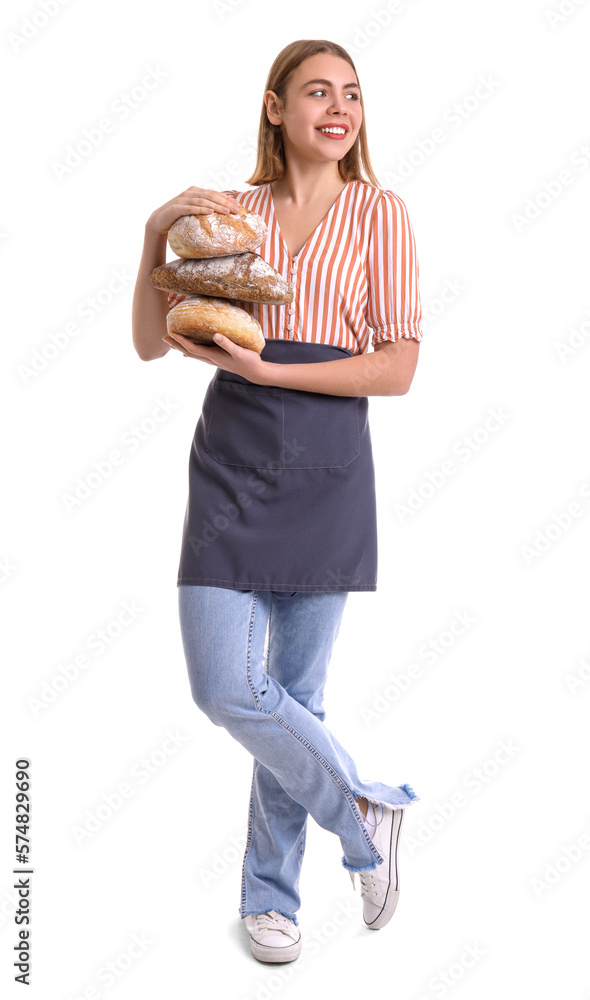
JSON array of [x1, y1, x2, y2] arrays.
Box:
[[287, 323, 294, 332], [288, 306, 294, 315]]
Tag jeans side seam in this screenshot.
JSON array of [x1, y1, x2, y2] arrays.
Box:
[[240, 590, 262, 917], [239, 759, 258, 918], [261, 710, 382, 863], [246, 590, 263, 712]]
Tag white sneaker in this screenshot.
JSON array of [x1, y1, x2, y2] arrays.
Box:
[[350, 803, 405, 929], [245, 910, 302, 963]]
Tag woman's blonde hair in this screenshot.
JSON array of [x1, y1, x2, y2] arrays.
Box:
[[245, 39, 380, 188]]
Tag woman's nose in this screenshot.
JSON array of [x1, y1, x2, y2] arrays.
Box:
[[326, 95, 349, 115]]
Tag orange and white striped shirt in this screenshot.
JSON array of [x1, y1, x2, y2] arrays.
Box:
[[166, 180, 423, 355]]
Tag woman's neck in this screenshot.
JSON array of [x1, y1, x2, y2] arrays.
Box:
[[270, 163, 346, 207]]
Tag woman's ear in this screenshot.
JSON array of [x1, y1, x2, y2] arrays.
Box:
[[264, 90, 282, 127]]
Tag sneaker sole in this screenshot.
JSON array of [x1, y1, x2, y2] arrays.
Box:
[[364, 807, 404, 930], [249, 935, 302, 963]]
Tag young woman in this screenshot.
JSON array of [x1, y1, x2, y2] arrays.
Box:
[[132, 38, 423, 964]]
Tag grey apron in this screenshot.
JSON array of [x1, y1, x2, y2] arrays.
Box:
[[177, 339, 378, 594]]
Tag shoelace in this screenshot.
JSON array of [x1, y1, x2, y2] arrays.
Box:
[[348, 869, 381, 901], [349, 801, 387, 899], [254, 910, 297, 939], [363, 801, 384, 835]]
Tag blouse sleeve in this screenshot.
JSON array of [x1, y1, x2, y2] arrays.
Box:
[[166, 291, 188, 309], [366, 190, 423, 345]]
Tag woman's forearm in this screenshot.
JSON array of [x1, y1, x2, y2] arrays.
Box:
[[131, 225, 172, 361], [260, 344, 414, 397]]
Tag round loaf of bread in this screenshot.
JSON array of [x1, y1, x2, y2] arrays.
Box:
[[167, 295, 266, 354], [168, 206, 268, 259], [151, 252, 293, 303]]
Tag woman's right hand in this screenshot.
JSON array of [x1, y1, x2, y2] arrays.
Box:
[[146, 186, 241, 238]]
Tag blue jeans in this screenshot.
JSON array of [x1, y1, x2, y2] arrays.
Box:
[[178, 585, 418, 924]]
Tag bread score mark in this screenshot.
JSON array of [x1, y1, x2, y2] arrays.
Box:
[[198, 206, 256, 240]]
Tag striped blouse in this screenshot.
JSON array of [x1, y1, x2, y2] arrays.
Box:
[[166, 180, 423, 356]]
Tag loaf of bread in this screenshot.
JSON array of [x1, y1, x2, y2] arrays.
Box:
[[168, 206, 268, 258], [151, 252, 293, 304], [167, 295, 266, 354]]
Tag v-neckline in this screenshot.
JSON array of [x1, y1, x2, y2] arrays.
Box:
[[268, 180, 352, 261]]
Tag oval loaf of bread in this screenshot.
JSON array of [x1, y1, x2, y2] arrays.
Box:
[[151, 252, 292, 303], [167, 295, 266, 354], [168, 206, 268, 259]]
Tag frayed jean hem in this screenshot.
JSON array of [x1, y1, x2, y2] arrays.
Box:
[[351, 783, 420, 812], [400, 783, 420, 802], [341, 857, 380, 873]]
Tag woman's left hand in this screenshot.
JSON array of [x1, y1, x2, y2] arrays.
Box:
[[162, 332, 269, 384]]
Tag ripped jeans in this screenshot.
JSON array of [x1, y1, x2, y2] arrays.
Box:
[[178, 585, 418, 924]]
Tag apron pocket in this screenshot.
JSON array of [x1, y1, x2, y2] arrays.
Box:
[[205, 381, 361, 470], [282, 390, 360, 469], [205, 382, 285, 469]]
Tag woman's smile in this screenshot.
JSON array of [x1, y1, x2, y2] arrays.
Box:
[[315, 124, 349, 139]]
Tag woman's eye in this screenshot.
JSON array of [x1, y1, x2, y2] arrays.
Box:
[[310, 90, 359, 100]]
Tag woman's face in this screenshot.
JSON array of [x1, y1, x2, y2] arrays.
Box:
[[266, 53, 363, 166]]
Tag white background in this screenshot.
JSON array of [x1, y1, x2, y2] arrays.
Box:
[[3, 0, 590, 997]]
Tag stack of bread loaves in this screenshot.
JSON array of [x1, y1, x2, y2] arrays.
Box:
[[150, 206, 293, 354]]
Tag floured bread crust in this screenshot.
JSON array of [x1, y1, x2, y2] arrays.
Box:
[[151, 252, 292, 303], [167, 206, 268, 258]]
